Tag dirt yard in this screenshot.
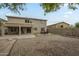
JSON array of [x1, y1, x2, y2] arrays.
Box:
[[5, 34, 79, 56], [0, 34, 79, 56]]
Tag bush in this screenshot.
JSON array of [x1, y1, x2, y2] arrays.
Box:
[[75, 22, 79, 28]]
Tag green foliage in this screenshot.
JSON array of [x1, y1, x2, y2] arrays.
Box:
[[41, 3, 79, 15], [0, 3, 26, 14], [0, 3, 79, 14], [68, 3, 77, 10], [75, 22, 79, 28], [40, 3, 63, 13]]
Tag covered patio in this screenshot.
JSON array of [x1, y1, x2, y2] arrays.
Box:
[[0, 23, 32, 36]]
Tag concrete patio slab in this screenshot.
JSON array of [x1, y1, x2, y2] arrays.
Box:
[[0, 34, 36, 40], [0, 39, 16, 56]]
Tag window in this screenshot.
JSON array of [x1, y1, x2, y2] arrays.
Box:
[[60, 25, 63, 28], [28, 20, 29, 23], [34, 27, 37, 31], [8, 27, 16, 32], [25, 20, 28, 23], [25, 20, 32, 23], [41, 27, 45, 31], [30, 21, 32, 23]]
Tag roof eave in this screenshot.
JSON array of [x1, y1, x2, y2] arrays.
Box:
[[6, 16, 47, 21]]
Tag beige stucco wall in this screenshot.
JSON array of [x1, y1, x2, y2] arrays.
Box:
[[31, 20, 47, 33], [48, 23, 70, 30], [55, 23, 69, 29], [7, 17, 25, 23]]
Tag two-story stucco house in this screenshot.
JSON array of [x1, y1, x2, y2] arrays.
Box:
[[0, 16, 47, 36]]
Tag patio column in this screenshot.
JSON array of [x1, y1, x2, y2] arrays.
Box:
[[1, 25, 5, 36], [19, 26, 21, 35]]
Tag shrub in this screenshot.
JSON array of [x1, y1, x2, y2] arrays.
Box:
[[75, 22, 79, 28]]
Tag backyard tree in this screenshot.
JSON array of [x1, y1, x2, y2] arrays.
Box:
[[0, 3, 79, 14], [75, 22, 79, 28], [41, 3, 79, 15], [0, 3, 26, 14]]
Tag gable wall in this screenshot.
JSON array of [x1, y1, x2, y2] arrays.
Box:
[[55, 23, 69, 29], [6, 17, 25, 23]]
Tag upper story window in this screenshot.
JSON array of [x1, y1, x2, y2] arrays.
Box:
[[34, 27, 37, 31], [30, 21, 32, 23], [41, 27, 45, 31], [25, 20, 32, 23], [25, 20, 28, 23]]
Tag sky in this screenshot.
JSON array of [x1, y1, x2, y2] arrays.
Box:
[[0, 3, 79, 25]]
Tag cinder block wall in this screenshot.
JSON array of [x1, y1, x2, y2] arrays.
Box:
[[48, 28, 79, 37]]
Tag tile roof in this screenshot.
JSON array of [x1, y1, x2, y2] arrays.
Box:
[[48, 22, 70, 27]]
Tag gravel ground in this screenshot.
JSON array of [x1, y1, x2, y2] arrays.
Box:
[[8, 34, 79, 56]]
